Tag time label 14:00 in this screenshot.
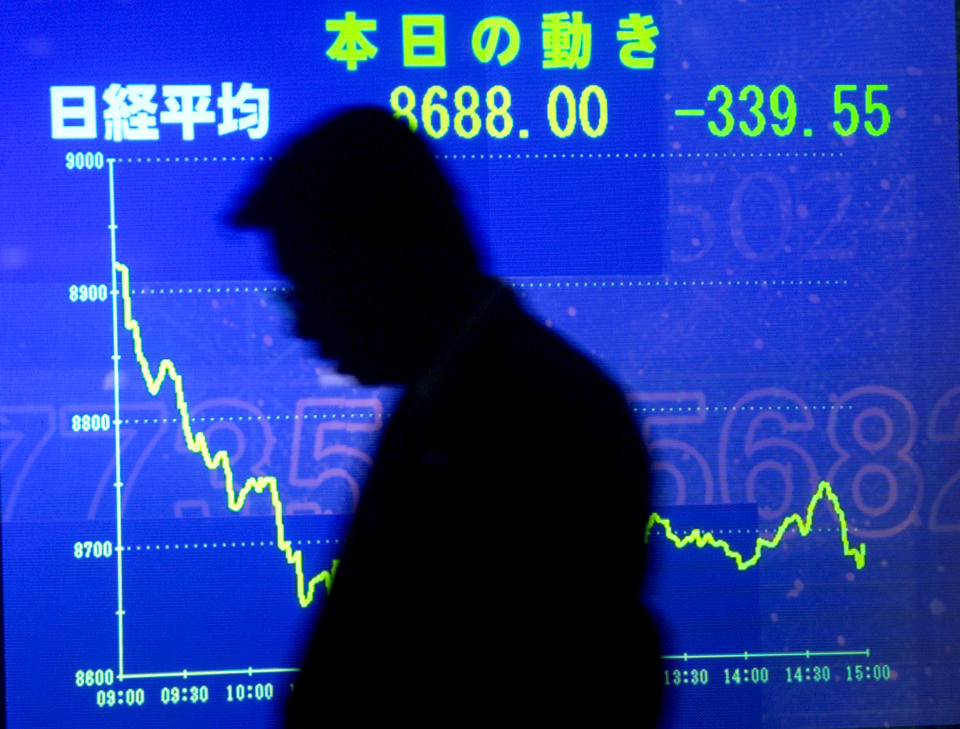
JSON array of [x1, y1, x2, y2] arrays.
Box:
[[675, 83, 891, 138]]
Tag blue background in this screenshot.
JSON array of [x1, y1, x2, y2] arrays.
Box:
[[2, 1, 959, 727]]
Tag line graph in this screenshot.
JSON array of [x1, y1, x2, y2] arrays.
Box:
[[115, 259, 339, 609], [645, 480, 867, 570], [119, 235, 867, 595], [103, 158, 868, 684]]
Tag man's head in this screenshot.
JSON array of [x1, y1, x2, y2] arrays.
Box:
[[233, 106, 485, 384]]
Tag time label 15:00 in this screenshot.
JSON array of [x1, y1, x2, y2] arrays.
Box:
[[390, 84, 608, 140], [676, 83, 891, 138]]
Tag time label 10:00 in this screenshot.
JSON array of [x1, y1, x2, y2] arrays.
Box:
[[679, 83, 891, 138], [390, 84, 608, 140]]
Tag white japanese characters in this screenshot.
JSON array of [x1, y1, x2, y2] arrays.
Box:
[[50, 83, 270, 141]]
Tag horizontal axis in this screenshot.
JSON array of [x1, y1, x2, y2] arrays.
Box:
[[120, 667, 300, 680], [119, 649, 873, 679], [662, 648, 870, 661]]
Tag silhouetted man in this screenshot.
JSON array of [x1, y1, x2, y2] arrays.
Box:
[[233, 107, 660, 727]]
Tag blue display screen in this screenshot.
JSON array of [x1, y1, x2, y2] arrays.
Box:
[[2, 2, 959, 727]]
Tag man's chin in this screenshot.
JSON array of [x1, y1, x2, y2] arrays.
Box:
[[323, 355, 376, 386], [312, 345, 406, 386], [315, 367, 360, 387], [334, 358, 405, 387]]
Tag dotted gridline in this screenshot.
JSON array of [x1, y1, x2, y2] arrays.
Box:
[[120, 538, 341, 551], [113, 403, 848, 427], [116, 526, 853, 553], [129, 279, 848, 295], [120, 413, 379, 425], [109, 151, 844, 164]]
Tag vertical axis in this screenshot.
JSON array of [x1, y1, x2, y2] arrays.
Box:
[[107, 158, 126, 679]]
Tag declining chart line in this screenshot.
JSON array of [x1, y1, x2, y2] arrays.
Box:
[[117, 254, 866, 610], [645, 480, 867, 570], [115, 260, 338, 608]]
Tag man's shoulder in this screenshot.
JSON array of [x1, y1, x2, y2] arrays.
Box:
[[481, 284, 622, 396], [424, 282, 633, 430]]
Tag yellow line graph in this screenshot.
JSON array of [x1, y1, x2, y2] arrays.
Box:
[[645, 480, 867, 570], [117, 258, 866, 606], [116, 261, 338, 608]]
